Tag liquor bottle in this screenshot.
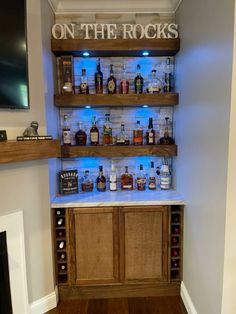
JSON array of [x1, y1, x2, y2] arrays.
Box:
[[80, 68, 89, 94], [61, 56, 73, 94], [136, 164, 146, 191], [160, 159, 171, 190], [134, 64, 143, 94], [120, 65, 129, 94], [146, 118, 155, 145], [75, 122, 87, 145], [148, 69, 162, 94], [103, 113, 112, 145], [96, 166, 106, 192], [159, 117, 175, 145], [107, 64, 117, 94], [121, 166, 133, 191], [164, 58, 172, 93], [95, 58, 103, 94], [133, 120, 143, 145], [81, 170, 94, 192], [148, 161, 157, 190], [90, 116, 99, 145], [109, 163, 117, 191], [116, 123, 130, 145], [62, 114, 71, 146], [156, 165, 161, 188]]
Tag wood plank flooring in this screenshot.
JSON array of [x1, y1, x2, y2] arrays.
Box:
[[46, 296, 187, 314]]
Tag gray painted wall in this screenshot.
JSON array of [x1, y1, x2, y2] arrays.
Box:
[[176, 0, 235, 313]]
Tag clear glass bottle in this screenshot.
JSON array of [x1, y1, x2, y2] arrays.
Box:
[[120, 65, 129, 94], [81, 170, 94, 192], [90, 116, 99, 145], [146, 117, 155, 145], [96, 166, 106, 192], [62, 114, 71, 146], [103, 113, 112, 145], [136, 164, 146, 191], [63, 69, 73, 93], [121, 166, 133, 191], [164, 58, 172, 93], [160, 159, 171, 190], [107, 64, 117, 94], [134, 64, 143, 94], [148, 161, 157, 190], [80, 68, 89, 94], [116, 123, 129, 145], [109, 163, 117, 191], [75, 122, 87, 146], [159, 117, 175, 145], [133, 120, 143, 145], [148, 69, 162, 94], [95, 58, 103, 94]]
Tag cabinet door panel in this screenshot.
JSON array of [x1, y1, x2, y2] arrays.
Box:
[[120, 206, 168, 283]]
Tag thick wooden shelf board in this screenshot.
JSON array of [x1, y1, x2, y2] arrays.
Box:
[[61, 145, 177, 158], [54, 93, 179, 108], [52, 38, 180, 57], [0, 140, 61, 164]]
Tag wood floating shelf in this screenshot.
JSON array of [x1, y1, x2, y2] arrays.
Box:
[[61, 144, 177, 158], [51, 38, 180, 57], [54, 93, 179, 108], [0, 140, 61, 164]]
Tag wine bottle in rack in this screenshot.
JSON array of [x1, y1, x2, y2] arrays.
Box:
[[57, 218, 64, 226], [58, 241, 65, 249]]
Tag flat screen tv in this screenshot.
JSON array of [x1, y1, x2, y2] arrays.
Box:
[[0, 0, 29, 109]]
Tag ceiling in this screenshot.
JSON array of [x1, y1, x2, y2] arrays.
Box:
[[48, 0, 182, 14]]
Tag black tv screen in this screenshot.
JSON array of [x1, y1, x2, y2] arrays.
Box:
[[0, 0, 29, 109]]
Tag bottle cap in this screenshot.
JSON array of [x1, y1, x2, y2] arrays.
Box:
[[162, 165, 169, 173]]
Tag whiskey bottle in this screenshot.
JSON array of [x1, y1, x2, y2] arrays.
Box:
[[116, 123, 129, 145], [95, 58, 103, 94], [120, 65, 129, 94], [134, 64, 143, 94], [148, 69, 162, 94], [96, 166, 106, 192], [133, 120, 143, 145], [107, 64, 117, 94], [103, 113, 112, 145], [62, 114, 71, 146], [90, 116, 99, 145], [75, 122, 87, 145], [160, 159, 171, 190], [81, 170, 94, 192], [146, 118, 155, 145], [164, 58, 172, 93], [80, 68, 89, 94], [121, 166, 133, 191], [148, 161, 157, 190], [159, 117, 175, 145], [109, 163, 117, 191], [136, 164, 146, 191]]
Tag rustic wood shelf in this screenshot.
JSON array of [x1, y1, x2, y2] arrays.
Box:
[[61, 144, 177, 158], [52, 38, 180, 57], [55, 93, 179, 108], [0, 140, 61, 164]]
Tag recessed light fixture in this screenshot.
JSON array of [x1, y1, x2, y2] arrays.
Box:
[[85, 105, 91, 109], [142, 51, 149, 56], [83, 52, 90, 57], [143, 105, 149, 108]]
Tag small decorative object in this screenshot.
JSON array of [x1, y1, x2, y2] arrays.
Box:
[[23, 121, 39, 136], [59, 170, 78, 195], [0, 130, 7, 141]]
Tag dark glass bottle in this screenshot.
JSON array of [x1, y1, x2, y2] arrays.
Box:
[[159, 117, 175, 145], [96, 166, 106, 192], [75, 122, 87, 145], [107, 64, 117, 94], [95, 58, 103, 94], [146, 118, 155, 145], [90, 116, 99, 145], [121, 166, 133, 191], [103, 113, 112, 145], [134, 64, 143, 94]]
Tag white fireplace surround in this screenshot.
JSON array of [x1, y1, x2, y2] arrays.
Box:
[[0, 211, 29, 314]]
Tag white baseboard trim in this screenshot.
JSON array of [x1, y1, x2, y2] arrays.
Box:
[[30, 288, 58, 314], [181, 282, 198, 314]]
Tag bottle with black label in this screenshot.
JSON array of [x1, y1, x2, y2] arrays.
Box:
[[96, 166, 106, 192], [62, 114, 71, 146], [148, 161, 157, 190], [75, 122, 87, 145], [146, 118, 155, 145], [134, 64, 143, 94], [95, 58, 103, 94], [136, 164, 146, 191], [107, 64, 117, 94]]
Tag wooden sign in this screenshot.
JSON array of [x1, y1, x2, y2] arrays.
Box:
[[52, 23, 179, 40], [59, 170, 78, 195]]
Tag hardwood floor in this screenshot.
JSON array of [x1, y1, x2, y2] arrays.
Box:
[[46, 296, 187, 314]]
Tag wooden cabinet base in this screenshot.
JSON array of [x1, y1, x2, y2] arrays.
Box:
[[58, 282, 181, 300]]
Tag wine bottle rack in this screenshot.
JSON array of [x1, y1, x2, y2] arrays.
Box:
[[169, 206, 183, 281], [54, 208, 69, 285]]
